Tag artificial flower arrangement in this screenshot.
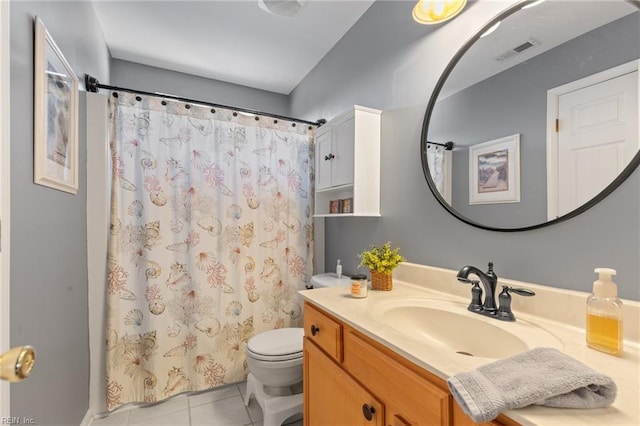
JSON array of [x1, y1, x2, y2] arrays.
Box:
[[358, 241, 405, 274], [358, 242, 405, 291], [358, 241, 405, 291]]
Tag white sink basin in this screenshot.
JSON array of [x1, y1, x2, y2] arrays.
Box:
[[375, 298, 562, 359]]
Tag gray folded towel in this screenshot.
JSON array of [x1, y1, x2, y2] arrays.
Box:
[[447, 347, 617, 423]]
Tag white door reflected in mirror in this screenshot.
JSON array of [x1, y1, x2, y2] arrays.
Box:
[[551, 67, 638, 218]]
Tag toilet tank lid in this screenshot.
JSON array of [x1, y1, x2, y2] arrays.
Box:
[[310, 273, 352, 288], [248, 328, 304, 356]]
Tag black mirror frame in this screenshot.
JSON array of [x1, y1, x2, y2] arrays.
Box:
[[420, 0, 640, 232]]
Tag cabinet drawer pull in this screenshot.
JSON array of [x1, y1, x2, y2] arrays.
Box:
[[324, 153, 335, 161], [310, 324, 320, 336], [362, 404, 376, 421]]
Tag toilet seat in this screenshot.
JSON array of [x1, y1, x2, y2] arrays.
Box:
[[247, 349, 302, 362], [247, 327, 303, 361]]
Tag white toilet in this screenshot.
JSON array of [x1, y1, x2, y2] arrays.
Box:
[[244, 273, 351, 426]]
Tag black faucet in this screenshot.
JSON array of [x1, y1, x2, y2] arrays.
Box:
[[457, 262, 535, 321], [457, 262, 498, 315]]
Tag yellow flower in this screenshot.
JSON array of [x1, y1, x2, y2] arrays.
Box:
[[358, 242, 405, 274]]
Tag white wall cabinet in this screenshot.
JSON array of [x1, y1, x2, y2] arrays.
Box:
[[314, 105, 381, 217]]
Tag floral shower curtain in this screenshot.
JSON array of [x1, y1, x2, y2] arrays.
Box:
[[105, 92, 314, 410]]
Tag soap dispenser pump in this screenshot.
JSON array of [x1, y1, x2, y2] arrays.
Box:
[[586, 268, 623, 356]]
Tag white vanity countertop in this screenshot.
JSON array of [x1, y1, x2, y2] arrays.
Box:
[[300, 263, 640, 426]]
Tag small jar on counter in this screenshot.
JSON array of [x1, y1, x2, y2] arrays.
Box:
[[350, 274, 368, 298]]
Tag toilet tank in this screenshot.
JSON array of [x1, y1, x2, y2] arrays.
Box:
[[310, 273, 351, 289], [296, 273, 351, 311]]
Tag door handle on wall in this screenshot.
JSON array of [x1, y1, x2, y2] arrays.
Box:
[[0, 346, 36, 382]]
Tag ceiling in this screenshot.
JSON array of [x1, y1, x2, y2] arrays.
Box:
[[91, 0, 376, 95], [93, 1, 639, 98], [441, 0, 640, 98]]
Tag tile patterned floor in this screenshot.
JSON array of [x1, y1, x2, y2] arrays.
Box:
[[89, 382, 303, 426]]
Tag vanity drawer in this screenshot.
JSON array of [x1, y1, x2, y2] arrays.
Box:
[[344, 328, 451, 426], [303, 302, 343, 362]]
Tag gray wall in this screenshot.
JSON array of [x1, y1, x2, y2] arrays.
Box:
[[429, 12, 640, 228], [111, 59, 290, 117], [10, 1, 109, 424], [290, 0, 640, 300]]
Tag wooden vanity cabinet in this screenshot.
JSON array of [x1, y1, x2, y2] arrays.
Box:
[[343, 329, 451, 425], [303, 301, 517, 426], [304, 338, 384, 425]]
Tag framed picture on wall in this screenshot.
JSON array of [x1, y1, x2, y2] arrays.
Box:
[[469, 134, 520, 205], [33, 16, 79, 194]]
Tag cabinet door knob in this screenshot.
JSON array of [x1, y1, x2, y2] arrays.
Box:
[[324, 153, 335, 161], [362, 404, 376, 421], [310, 324, 320, 336]]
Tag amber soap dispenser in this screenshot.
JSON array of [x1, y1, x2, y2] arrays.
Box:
[[586, 268, 623, 356]]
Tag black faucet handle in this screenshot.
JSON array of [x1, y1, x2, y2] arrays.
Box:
[[508, 287, 535, 297], [468, 280, 483, 312], [487, 261, 494, 272], [497, 286, 535, 322], [497, 286, 515, 321]]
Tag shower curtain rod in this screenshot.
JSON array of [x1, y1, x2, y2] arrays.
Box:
[[84, 74, 326, 127], [426, 141, 454, 150]]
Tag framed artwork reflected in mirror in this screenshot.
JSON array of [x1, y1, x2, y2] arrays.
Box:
[[469, 134, 520, 205]]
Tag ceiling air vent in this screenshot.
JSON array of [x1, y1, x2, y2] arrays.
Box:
[[494, 38, 540, 62]]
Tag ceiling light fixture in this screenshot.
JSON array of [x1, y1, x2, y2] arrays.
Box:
[[258, 0, 307, 18], [412, 0, 467, 25]]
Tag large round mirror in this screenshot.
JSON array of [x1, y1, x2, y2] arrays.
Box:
[[421, 0, 640, 231]]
